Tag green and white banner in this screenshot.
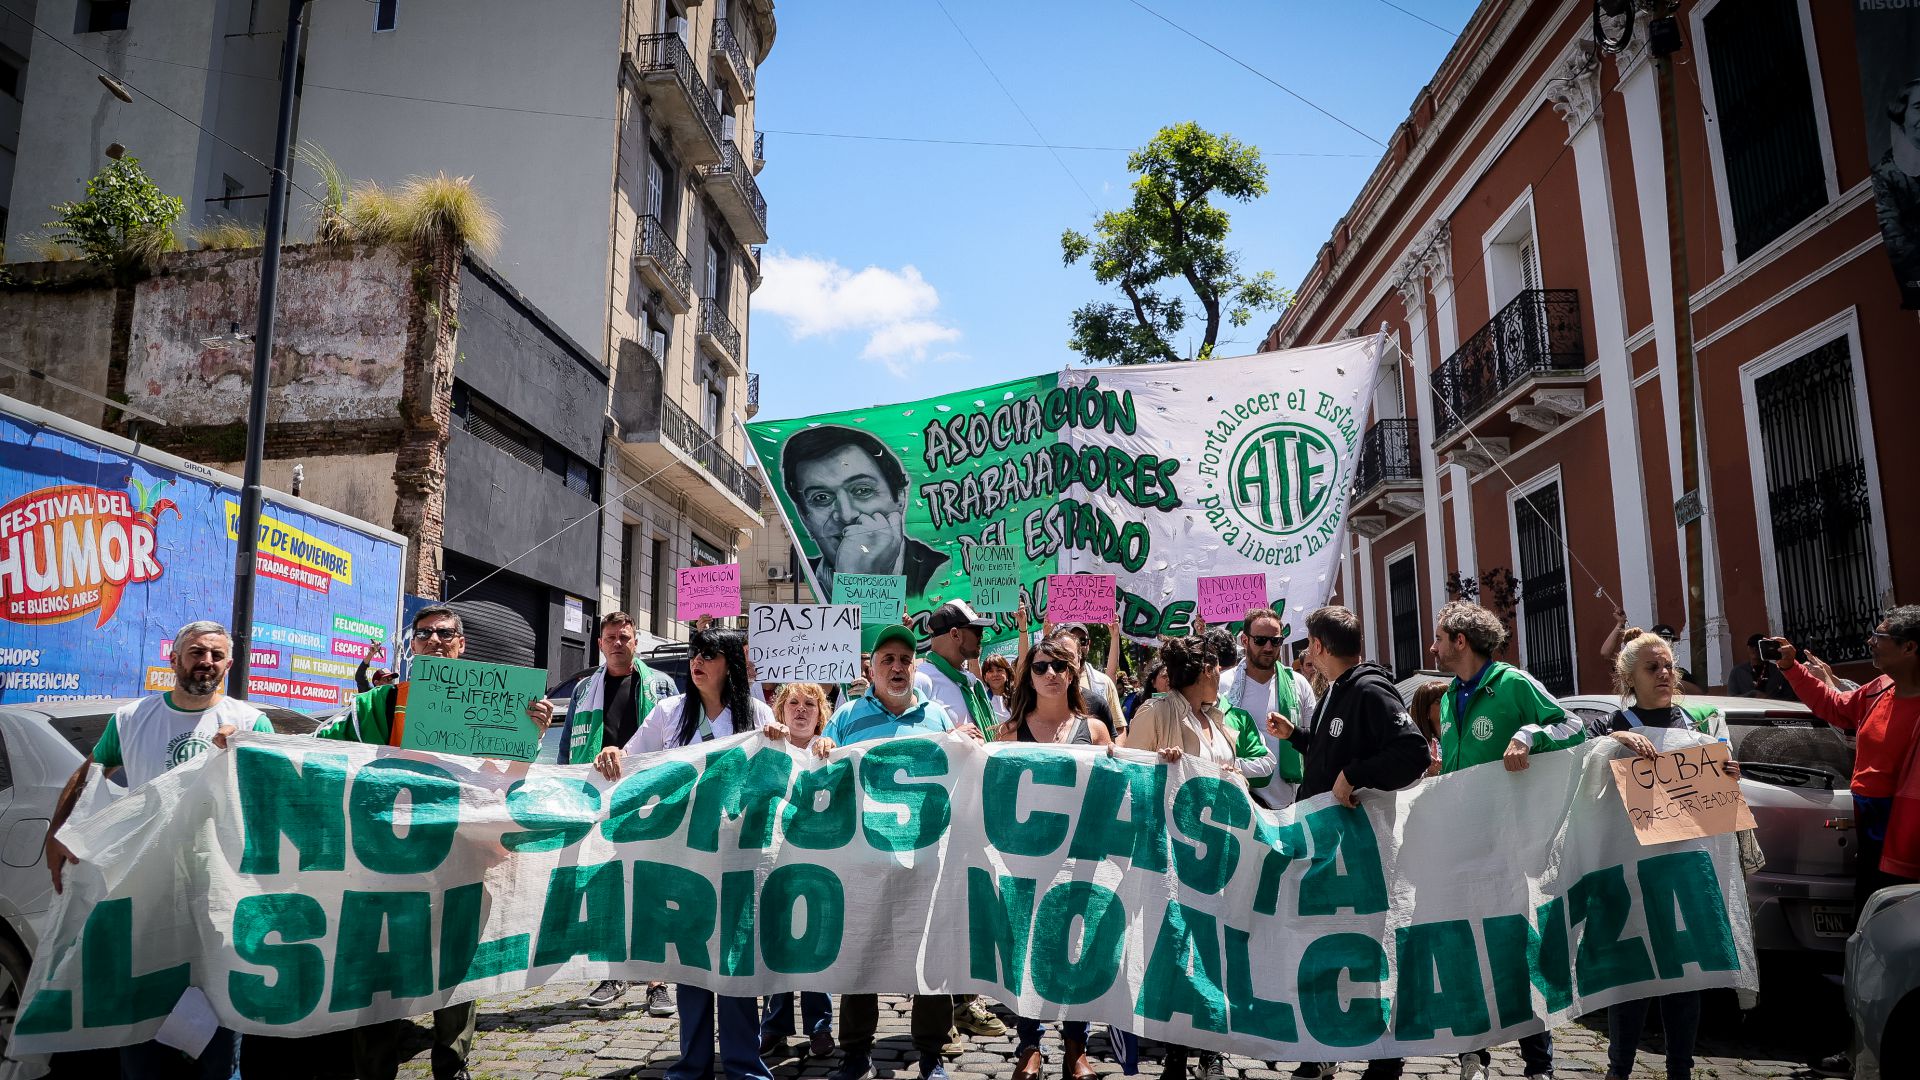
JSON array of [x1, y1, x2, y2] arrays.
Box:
[[14, 727, 1756, 1059], [745, 343, 1381, 642]]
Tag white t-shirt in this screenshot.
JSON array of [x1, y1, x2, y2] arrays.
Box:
[[93, 694, 271, 789], [623, 693, 776, 753]]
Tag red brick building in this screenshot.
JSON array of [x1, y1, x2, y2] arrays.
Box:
[[1264, 0, 1916, 693]]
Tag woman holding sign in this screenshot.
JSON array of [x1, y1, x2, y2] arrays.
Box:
[[1590, 628, 1738, 1080], [594, 627, 787, 1080], [994, 634, 1110, 1080]]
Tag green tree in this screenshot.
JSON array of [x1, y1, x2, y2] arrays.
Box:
[[46, 157, 183, 266], [1061, 122, 1289, 365]]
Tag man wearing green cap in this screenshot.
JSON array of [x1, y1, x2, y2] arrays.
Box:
[[819, 622, 981, 1080]]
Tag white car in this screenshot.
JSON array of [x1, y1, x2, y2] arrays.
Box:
[[1559, 694, 1857, 959]]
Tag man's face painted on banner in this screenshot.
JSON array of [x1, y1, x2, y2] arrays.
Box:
[[794, 443, 906, 569]]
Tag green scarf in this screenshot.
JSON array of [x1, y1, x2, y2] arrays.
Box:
[[924, 651, 994, 734]]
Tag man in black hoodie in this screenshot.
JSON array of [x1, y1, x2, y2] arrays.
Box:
[[1266, 605, 1430, 1080]]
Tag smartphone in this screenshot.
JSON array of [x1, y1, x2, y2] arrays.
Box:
[[1759, 638, 1783, 662]]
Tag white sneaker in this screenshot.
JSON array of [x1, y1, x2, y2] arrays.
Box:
[[1456, 1054, 1490, 1080], [1525, 1075, 1552, 1080]]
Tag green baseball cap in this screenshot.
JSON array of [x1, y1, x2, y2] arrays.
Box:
[[870, 623, 918, 654]]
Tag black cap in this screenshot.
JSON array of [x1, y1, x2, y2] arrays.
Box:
[[927, 600, 994, 635]]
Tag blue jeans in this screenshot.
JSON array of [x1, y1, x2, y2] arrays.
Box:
[[119, 1030, 240, 1079], [1607, 992, 1700, 1080], [762, 991, 834, 1039], [1014, 1016, 1089, 1053], [671, 985, 773, 1080]]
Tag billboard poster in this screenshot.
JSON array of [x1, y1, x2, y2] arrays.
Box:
[[0, 401, 406, 711]]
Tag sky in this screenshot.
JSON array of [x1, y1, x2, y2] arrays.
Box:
[[746, 0, 1481, 424]]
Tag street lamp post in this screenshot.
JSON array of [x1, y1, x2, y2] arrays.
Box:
[[227, 0, 311, 698]]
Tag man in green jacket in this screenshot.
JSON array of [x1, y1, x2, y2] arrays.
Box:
[[1431, 601, 1582, 1080], [314, 603, 551, 1080]]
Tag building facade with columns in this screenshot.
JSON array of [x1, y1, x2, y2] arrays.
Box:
[[1265, 0, 1919, 693]]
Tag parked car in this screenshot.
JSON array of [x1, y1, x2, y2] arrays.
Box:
[[1844, 883, 1920, 1079], [535, 648, 687, 762], [1560, 693, 1856, 961], [0, 699, 318, 1058]]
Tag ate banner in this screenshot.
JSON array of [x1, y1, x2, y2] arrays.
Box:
[[744, 343, 1381, 645], [13, 727, 1756, 1060]]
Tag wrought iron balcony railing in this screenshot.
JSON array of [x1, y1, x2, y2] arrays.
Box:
[[702, 140, 768, 241], [753, 129, 765, 169], [712, 18, 754, 97], [636, 214, 691, 299], [660, 390, 762, 511], [1431, 289, 1585, 439], [699, 296, 742, 363], [633, 33, 723, 154], [745, 372, 760, 416], [1353, 419, 1419, 496]]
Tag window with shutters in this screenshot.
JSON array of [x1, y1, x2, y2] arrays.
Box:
[[453, 383, 600, 500], [1387, 553, 1421, 680], [1698, 0, 1831, 261]]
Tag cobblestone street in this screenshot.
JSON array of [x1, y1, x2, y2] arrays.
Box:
[[373, 985, 1829, 1080]]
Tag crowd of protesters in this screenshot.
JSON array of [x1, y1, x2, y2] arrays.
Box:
[[46, 593, 1920, 1080]]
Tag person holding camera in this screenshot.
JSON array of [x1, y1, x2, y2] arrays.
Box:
[[1728, 632, 1800, 701]]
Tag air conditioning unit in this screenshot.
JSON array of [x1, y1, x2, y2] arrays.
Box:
[[668, 15, 689, 41], [766, 565, 792, 582]]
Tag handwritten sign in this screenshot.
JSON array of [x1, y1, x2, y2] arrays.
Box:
[[966, 546, 1021, 613], [1046, 573, 1117, 623], [1610, 742, 1756, 844], [748, 604, 862, 683], [1197, 573, 1268, 624], [398, 656, 547, 762], [835, 573, 907, 650], [677, 564, 741, 621]]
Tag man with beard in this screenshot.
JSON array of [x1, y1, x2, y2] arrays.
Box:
[[782, 425, 950, 599], [45, 620, 271, 1077], [311, 604, 552, 1080], [1218, 607, 1316, 809], [820, 623, 981, 1080]]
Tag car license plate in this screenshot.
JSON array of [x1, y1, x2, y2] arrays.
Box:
[[1812, 905, 1855, 938]]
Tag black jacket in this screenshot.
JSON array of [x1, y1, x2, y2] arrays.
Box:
[[1288, 660, 1431, 801]]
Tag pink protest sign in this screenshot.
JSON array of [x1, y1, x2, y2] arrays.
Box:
[[1046, 574, 1117, 623], [677, 564, 742, 621], [1197, 573, 1269, 624]]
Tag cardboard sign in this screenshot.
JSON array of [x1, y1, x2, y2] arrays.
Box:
[[1610, 741, 1756, 844], [1197, 573, 1268, 624], [834, 573, 907, 650], [966, 545, 1022, 613], [747, 604, 862, 683], [677, 564, 741, 621], [1047, 573, 1117, 623], [397, 656, 547, 762]]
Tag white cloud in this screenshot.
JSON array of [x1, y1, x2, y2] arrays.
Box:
[[757, 251, 964, 374]]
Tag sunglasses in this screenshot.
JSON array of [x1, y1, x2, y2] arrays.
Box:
[[1247, 634, 1283, 647], [1030, 659, 1075, 676], [413, 627, 461, 641]]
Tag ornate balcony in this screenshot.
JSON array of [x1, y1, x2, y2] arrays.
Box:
[[1430, 289, 1587, 451], [697, 296, 743, 377], [630, 34, 723, 166], [745, 245, 763, 292], [712, 18, 754, 101], [753, 129, 766, 174], [745, 371, 760, 418], [702, 140, 768, 244], [1350, 418, 1424, 529], [632, 214, 692, 313], [613, 339, 762, 529]]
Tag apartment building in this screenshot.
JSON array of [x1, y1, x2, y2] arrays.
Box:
[[1267, 0, 1917, 693]]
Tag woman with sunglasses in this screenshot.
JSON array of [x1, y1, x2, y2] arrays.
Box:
[[993, 633, 1110, 1080], [594, 626, 785, 1080], [1118, 635, 1239, 1080]]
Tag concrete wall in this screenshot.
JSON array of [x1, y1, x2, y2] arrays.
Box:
[[0, 269, 117, 426], [209, 453, 399, 531], [297, 0, 623, 358], [457, 257, 608, 464], [123, 243, 411, 426], [442, 430, 601, 600]]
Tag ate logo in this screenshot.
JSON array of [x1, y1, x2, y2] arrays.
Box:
[[1230, 422, 1338, 538]]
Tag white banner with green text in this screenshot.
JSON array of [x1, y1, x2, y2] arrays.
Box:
[[13, 727, 1756, 1060]]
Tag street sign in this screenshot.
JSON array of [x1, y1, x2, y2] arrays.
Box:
[[1674, 489, 1702, 527]]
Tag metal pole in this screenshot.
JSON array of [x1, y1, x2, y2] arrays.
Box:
[[228, 0, 309, 698], [1651, 19, 1709, 682]]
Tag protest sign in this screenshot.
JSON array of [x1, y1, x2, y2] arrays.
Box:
[[396, 656, 547, 762], [834, 573, 906, 650], [17, 729, 1756, 1060], [746, 343, 1381, 650], [677, 564, 742, 622], [748, 604, 862, 683], [1046, 574, 1116, 624], [1610, 741, 1756, 844], [966, 546, 1022, 613], [1196, 573, 1269, 625]]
